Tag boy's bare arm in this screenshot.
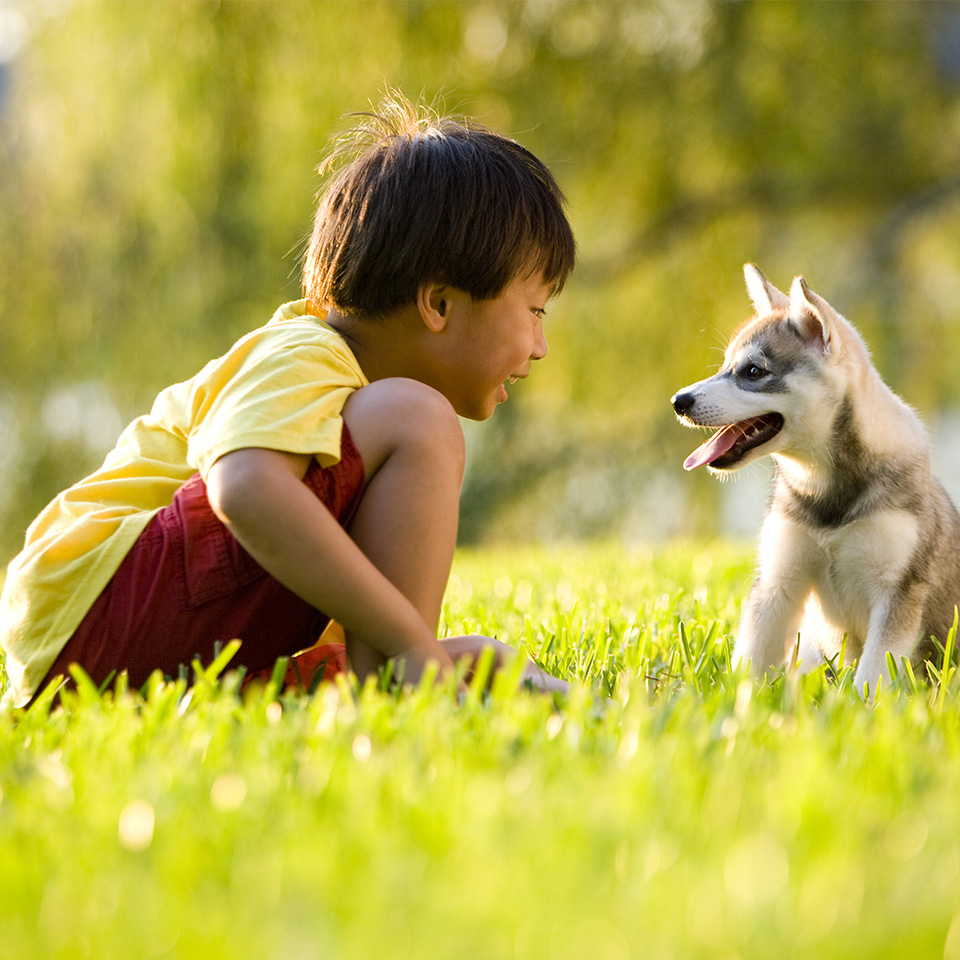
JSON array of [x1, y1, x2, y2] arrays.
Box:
[[206, 447, 456, 678]]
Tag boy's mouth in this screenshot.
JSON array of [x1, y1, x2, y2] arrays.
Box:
[[498, 375, 521, 403], [683, 413, 784, 470]]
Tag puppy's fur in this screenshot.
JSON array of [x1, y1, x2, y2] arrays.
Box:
[[672, 264, 960, 693]]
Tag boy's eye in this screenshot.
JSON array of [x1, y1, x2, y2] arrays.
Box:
[[532, 308, 546, 320]]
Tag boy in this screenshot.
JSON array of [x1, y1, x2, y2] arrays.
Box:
[[0, 94, 576, 708]]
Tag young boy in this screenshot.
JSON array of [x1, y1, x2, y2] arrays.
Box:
[[0, 94, 576, 708]]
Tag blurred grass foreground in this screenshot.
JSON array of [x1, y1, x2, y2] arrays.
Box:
[[2, 1, 960, 555], [5, 541, 960, 959]]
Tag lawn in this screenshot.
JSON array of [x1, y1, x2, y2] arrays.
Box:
[[2, 540, 960, 960]]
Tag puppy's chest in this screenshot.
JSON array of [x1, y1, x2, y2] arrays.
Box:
[[805, 510, 920, 624]]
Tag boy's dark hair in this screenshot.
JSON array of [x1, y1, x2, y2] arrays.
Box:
[[302, 93, 576, 316]]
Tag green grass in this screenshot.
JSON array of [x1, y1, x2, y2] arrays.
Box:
[[4, 540, 960, 959]]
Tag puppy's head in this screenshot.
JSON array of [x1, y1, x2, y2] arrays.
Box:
[[672, 265, 841, 474]]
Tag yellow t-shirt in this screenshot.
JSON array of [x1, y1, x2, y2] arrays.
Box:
[[0, 300, 368, 707]]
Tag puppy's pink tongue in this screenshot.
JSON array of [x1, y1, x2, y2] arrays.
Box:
[[683, 424, 740, 471]]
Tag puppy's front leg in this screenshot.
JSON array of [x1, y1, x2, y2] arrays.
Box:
[[734, 578, 810, 677], [853, 589, 925, 696], [733, 513, 814, 677], [847, 510, 926, 696]]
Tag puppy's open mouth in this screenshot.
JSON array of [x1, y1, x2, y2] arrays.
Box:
[[683, 414, 785, 471]]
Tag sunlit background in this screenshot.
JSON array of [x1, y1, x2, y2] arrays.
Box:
[[2, 0, 960, 560]]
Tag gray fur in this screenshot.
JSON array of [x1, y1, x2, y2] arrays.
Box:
[[776, 396, 924, 528]]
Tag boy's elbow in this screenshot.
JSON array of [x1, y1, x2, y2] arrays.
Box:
[[206, 447, 312, 529], [206, 453, 255, 528]]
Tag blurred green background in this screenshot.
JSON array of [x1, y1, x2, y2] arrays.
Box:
[[1, 0, 960, 559]]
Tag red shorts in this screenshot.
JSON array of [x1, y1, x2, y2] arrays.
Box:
[[39, 427, 365, 695]]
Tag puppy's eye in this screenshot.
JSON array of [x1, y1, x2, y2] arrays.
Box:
[[744, 364, 766, 380]]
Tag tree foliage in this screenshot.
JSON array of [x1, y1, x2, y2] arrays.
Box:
[[1, 0, 959, 553]]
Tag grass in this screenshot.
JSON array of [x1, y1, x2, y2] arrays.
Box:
[[3, 540, 960, 959]]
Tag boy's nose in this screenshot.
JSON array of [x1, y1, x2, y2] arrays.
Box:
[[533, 326, 548, 361]]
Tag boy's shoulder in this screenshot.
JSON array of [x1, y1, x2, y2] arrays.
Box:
[[239, 300, 359, 367], [178, 301, 368, 401], [264, 299, 336, 343], [268, 298, 327, 328]]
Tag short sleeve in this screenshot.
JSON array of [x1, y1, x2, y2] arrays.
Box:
[[179, 323, 367, 477]]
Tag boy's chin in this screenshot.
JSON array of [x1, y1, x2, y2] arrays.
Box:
[[454, 397, 499, 421], [480, 399, 504, 421], [462, 409, 496, 422]]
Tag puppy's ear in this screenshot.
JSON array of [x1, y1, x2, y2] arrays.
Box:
[[788, 276, 832, 355], [744, 263, 790, 315]]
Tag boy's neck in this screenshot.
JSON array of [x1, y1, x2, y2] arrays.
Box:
[[324, 304, 427, 384]]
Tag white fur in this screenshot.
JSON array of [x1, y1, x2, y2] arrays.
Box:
[[735, 508, 921, 687]]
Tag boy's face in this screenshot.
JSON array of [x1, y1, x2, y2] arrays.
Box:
[[431, 272, 552, 421]]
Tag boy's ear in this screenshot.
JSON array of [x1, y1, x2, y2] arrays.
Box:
[[417, 283, 451, 333]]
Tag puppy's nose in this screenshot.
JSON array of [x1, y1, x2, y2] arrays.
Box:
[[672, 391, 695, 416]]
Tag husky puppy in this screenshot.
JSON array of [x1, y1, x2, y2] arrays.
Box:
[[672, 264, 960, 693]]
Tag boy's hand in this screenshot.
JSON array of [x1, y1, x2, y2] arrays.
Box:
[[439, 635, 571, 694]]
